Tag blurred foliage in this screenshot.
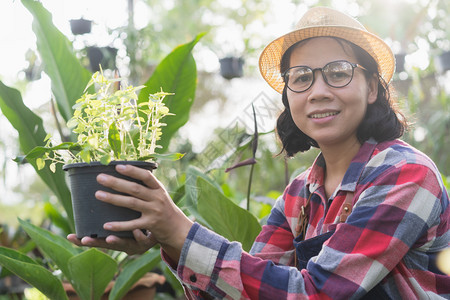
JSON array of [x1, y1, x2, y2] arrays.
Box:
[[397, 69, 449, 174]]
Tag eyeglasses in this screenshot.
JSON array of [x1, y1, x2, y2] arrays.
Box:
[[282, 60, 368, 93]]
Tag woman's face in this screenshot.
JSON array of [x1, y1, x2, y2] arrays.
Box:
[[286, 37, 378, 149]]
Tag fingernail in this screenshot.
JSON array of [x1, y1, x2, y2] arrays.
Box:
[[97, 174, 107, 183], [116, 165, 126, 171], [96, 191, 106, 200], [104, 223, 112, 230]]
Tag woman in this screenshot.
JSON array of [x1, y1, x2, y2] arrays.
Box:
[[68, 7, 450, 299]]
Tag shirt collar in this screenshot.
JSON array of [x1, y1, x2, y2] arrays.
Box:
[[306, 138, 378, 193]]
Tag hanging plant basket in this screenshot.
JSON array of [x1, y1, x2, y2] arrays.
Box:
[[87, 46, 118, 72], [219, 57, 244, 79], [63, 161, 157, 239], [436, 51, 450, 73], [395, 53, 406, 73], [69, 18, 92, 35]]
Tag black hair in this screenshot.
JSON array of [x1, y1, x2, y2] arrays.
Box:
[[276, 37, 407, 157]]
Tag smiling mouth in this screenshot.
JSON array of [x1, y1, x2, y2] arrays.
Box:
[[309, 111, 340, 119]]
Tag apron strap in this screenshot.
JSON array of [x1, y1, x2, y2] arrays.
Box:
[[339, 191, 354, 223], [293, 191, 355, 268]]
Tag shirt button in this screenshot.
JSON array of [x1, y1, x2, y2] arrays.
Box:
[[190, 274, 197, 283]]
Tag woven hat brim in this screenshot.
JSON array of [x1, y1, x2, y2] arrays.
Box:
[[259, 26, 395, 94]]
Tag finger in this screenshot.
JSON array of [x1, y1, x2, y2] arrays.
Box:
[[133, 228, 150, 242], [133, 230, 158, 249], [67, 234, 114, 249], [96, 173, 152, 201], [67, 234, 83, 246], [115, 164, 161, 189], [104, 230, 156, 255], [68, 232, 153, 255], [95, 190, 148, 213], [104, 218, 149, 233], [142, 232, 159, 248], [79, 236, 117, 249]]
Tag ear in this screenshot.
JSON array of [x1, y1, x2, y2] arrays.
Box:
[[367, 74, 378, 105]]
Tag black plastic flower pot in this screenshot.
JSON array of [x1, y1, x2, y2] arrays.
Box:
[[436, 51, 450, 73], [69, 18, 92, 35], [87, 46, 118, 72], [63, 161, 157, 239], [219, 57, 244, 79], [395, 53, 406, 73]]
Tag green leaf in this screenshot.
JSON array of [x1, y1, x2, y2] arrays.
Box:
[[108, 123, 121, 159], [21, 0, 93, 123], [0, 247, 68, 300], [67, 248, 117, 300], [44, 202, 73, 236], [183, 166, 222, 227], [139, 152, 185, 161], [0, 81, 74, 227], [109, 250, 161, 300], [36, 158, 45, 170], [100, 154, 112, 165], [197, 177, 262, 251], [138, 33, 205, 152], [19, 219, 81, 280]]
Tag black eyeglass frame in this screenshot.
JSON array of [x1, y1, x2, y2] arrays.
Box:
[[281, 60, 369, 93]]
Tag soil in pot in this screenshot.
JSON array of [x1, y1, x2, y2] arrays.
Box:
[[63, 161, 157, 239]]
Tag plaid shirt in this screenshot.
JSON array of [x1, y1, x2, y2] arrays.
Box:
[[165, 139, 450, 299]]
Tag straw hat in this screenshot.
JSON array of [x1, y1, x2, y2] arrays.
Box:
[[259, 7, 395, 94]]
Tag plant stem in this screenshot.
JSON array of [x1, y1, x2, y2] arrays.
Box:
[[50, 96, 68, 142], [246, 162, 255, 211], [284, 156, 289, 186]]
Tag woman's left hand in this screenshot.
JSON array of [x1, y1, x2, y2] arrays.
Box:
[[67, 228, 157, 255]]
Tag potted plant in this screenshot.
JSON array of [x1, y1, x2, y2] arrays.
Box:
[[87, 46, 118, 72], [395, 53, 407, 73], [70, 18, 92, 35], [24, 70, 177, 239], [219, 56, 244, 79], [436, 50, 450, 73]]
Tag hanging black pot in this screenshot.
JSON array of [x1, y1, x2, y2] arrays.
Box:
[[219, 57, 244, 79], [395, 53, 406, 73], [87, 46, 118, 72], [63, 161, 157, 239], [436, 51, 450, 73], [69, 18, 92, 35]]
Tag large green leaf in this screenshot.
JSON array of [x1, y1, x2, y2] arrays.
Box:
[[67, 248, 117, 300], [183, 165, 223, 227], [0, 82, 74, 225], [44, 202, 73, 236], [21, 0, 92, 123], [109, 249, 161, 300], [197, 177, 262, 251], [0, 247, 68, 300], [19, 219, 81, 279], [138, 33, 205, 152]]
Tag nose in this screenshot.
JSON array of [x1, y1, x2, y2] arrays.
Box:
[[307, 70, 332, 102]]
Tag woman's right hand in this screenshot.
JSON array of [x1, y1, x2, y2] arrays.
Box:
[[67, 228, 158, 255]]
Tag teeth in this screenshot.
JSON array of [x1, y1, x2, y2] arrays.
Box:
[[310, 112, 339, 119]]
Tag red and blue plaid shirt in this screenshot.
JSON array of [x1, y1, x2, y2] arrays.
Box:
[[165, 139, 450, 299]]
